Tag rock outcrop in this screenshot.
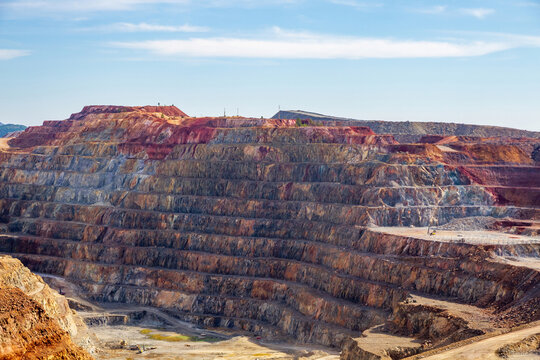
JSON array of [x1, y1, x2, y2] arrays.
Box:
[[0, 255, 93, 360], [0, 106, 538, 355]]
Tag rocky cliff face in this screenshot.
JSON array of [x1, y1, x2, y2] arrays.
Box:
[[0, 106, 538, 352], [0, 255, 93, 360]]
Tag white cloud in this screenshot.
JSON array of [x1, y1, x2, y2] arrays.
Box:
[[87, 22, 209, 33], [110, 28, 539, 59], [329, 0, 383, 10], [416, 5, 447, 14], [459, 8, 495, 19], [1, 0, 299, 13], [0, 49, 31, 60], [1, 0, 189, 12], [513, 1, 540, 7], [204, 0, 300, 6], [415, 6, 496, 19], [466, 32, 540, 47]]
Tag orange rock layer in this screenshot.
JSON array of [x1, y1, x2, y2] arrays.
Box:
[[0, 287, 92, 360], [0, 106, 539, 348]]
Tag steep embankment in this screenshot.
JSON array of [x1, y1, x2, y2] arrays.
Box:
[[0, 255, 93, 360], [0, 106, 538, 352]]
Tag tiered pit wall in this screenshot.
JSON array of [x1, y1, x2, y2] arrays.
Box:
[[0, 106, 539, 347]]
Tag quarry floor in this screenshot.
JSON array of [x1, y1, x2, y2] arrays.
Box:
[[92, 325, 339, 360], [39, 274, 339, 360]]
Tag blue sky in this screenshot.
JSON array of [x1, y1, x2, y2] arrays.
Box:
[[1, 0, 539, 130]]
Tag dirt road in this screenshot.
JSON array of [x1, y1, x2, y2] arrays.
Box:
[[412, 324, 540, 360]]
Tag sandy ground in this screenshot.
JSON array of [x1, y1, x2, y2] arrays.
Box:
[[0, 137, 12, 150], [92, 325, 339, 360], [436, 145, 458, 153], [508, 354, 540, 360], [350, 325, 421, 356], [410, 324, 540, 360], [494, 255, 540, 271], [407, 293, 495, 331], [373, 227, 540, 271], [372, 227, 540, 245]]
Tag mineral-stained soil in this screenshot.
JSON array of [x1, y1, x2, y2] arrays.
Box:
[[0, 255, 93, 360], [0, 105, 539, 359]]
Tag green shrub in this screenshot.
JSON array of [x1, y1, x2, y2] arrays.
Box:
[[295, 118, 315, 127]]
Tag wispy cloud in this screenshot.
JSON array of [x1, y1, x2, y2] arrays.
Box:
[[513, 1, 540, 7], [416, 5, 447, 14], [1, 0, 299, 13], [110, 28, 540, 59], [1, 0, 188, 12], [328, 0, 383, 10], [84, 22, 209, 33], [456, 32, 540, 47], [204, 0, 300, 7], [414, 6, 495, 19], [0, 49, 31, 60], [459, 8, 495, 19]]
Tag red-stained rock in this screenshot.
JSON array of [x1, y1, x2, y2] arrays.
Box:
[[0, 255, 93, 360], [69, 105, 188, 119], [0, 105, 539, 352]]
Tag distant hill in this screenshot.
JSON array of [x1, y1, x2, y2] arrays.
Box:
[[0, 123, 26, 138], [272, 110, 540, 142]]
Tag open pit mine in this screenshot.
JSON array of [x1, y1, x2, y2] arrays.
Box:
[[0, 105, 539, 360]]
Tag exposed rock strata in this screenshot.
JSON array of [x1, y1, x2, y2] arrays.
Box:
[[0, 106, 539, 353]]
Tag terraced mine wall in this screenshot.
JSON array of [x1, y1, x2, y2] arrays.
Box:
[[0, 106, 539, 349]]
